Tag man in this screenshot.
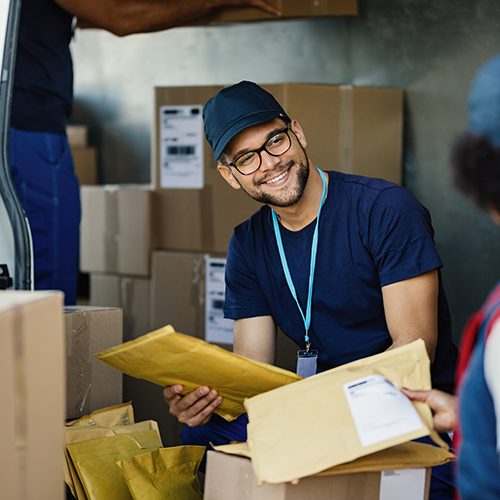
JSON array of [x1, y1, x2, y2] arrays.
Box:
[[8, 0, 279, 304], [163, 81, 458, 497]]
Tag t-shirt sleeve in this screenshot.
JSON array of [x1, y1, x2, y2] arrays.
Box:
[[223, 231, 271, 320], [368, 187, 443, 287]]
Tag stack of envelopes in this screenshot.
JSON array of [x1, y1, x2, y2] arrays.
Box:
[[64, 402, 205, 499]]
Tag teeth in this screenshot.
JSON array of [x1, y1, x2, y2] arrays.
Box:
[[266, 171, 287, 184]]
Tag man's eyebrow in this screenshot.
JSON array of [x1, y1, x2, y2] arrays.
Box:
[[230, 126, 287, 160]]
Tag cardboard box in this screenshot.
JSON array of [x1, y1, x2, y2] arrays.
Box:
[[89, 273, 151, 340], [153, 84, 402, 253], [150, 250, 208, 337], [204, 451, 431, 500], [80, 185, 156, 276], [199, 0, 357, 24], [0, 291, 65, 500], [72, 146, 97, 185], [64, 306, 123, 419], [66, 125, 88, 147]]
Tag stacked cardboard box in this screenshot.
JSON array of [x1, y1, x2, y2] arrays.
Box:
[[67, 125, 97, 185], [196, 0, 358, 24], [0, 291, 65, 500], [64, 306, 123, 419]]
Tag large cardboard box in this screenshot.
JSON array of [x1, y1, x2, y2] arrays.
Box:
[[199, 0, 357, 23], [0, 291, 65, 500], [89, 273, 151, 340], [80, 185, 156, 276], [153, 84, 403, 253], [72, 146, 97, 185], [204, 451, 431, 500], [64, 306, 123, 419]]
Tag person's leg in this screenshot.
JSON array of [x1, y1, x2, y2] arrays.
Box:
[[8, 128, 80, 304], [415, 434, 456, 500], [181, 413, 248, 472]]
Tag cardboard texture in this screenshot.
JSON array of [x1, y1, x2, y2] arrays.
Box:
[[204, 450, 432, 500], [90, 273, 151, 340], [244, 340, 445, 484], [72, 146, 97, 185], [198, 0, 357, 24], [0, 291, 65, 500], [150, 250, 208, 337], [96, 324, 301, 421], [80, 185, 156, 276], [152, 83, 402, 253], [64, 306, 123, 419], [67, 125, 88, 146]]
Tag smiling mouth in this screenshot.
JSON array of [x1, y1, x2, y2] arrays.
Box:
[[261, 163, 293, 185]]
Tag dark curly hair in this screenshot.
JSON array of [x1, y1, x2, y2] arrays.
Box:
[[450, 133, 500, 213]]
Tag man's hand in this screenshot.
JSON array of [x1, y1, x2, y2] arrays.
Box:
[[163, 384, 222, 427], [402, 388, 458, 433]]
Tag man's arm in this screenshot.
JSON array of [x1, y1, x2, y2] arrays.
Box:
[[381, 269, 439, 362], [163, 315, 276, 426], [55, 0, 280, 37]]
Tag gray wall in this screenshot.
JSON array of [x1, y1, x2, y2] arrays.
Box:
[[71, 0, 500, 341]]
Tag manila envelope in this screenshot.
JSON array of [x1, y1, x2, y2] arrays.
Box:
[[96, 324, 301, 421], [244, 339, 446, 484]]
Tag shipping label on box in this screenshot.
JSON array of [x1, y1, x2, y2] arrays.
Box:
[[205, 257, 233, 345], [159, 105, 204, 189]]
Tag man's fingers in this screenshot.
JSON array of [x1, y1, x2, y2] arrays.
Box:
[[184, 396, 223, 427], [401, 388, 431, 403], [163, 384, 183, 402]]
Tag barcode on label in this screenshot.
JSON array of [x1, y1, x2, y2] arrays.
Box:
[[167, 145, 195, 156]]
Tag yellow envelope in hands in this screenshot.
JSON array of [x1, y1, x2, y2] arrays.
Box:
[[118, 446, 205, 500], [96, 324, 301, 420], [244, 339, 445, 484]]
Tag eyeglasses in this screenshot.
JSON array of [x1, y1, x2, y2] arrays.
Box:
[[224, 125, 293, 175]]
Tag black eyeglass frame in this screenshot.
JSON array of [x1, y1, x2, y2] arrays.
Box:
[[221, 124, 293, 175]]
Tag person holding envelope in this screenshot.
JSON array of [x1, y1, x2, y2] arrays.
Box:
[[163, 81, 458, 498]]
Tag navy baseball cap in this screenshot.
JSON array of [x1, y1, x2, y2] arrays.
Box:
[[468, 54, 500, 147], [203, 81, 290, 161]]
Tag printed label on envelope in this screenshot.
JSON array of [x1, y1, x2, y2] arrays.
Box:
[[344, 374, 423, 447]]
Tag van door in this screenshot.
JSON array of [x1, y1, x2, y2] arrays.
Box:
[[0, 0, 32, 290]]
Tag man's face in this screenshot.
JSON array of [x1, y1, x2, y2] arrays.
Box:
[[218, 118, 310, 208]]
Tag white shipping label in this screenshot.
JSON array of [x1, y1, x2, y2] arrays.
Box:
[[379, 469, 426, 500], [159, 105, 204, 189], [343, 374, 424, 447], [205, 257, 233, 345]]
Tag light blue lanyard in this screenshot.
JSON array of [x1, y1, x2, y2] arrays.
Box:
[[271, 167, 327, 350]]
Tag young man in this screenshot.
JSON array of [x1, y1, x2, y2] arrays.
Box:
[[164, 81, 458, 498]]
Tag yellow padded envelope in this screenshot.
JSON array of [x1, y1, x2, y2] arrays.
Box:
[[96, 324, 301, 421], [244, 339, 446, 484]]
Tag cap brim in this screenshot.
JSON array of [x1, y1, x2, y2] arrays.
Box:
[[213, 110, 285, 160]]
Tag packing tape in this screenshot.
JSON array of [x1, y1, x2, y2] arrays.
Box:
[[104, 188, 119, 273], [13, 308, 28, 499], [339, 85, 354, 172], [67, 312, 92, 419]]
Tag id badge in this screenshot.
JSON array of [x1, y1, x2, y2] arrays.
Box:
[[296, 349, 318, 377]]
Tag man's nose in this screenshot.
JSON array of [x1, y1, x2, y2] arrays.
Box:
[[259, 150, 280, 172]]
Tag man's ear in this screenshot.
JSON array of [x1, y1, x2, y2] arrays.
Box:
[[291, 119, 307, 149], [217, 163, 241, 190]]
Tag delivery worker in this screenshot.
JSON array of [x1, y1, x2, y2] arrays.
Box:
[[8, 0, 279, 304], [404, 54, 500, 500], [163, 81, 458, 498]]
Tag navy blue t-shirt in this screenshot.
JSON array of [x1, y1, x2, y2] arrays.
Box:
[[11, 0, 74, 133], [224, 171, 457, 392]]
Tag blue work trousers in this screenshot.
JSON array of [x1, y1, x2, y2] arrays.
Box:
[[8, 128, 80, 304]]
